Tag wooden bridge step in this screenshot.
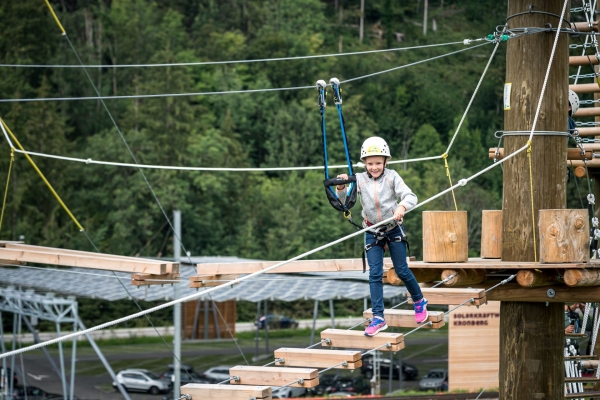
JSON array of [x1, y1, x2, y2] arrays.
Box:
[[363, 308, 445, 328], [320, 328, 404, 352], [229, 366, 319, 388], [413, 288, 487, 306], [565, 377, 600, 383], [180, 383, 272, 400], [273, 348, 362, 370], [565, 391, 600, 399]]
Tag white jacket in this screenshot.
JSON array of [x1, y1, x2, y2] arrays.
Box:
[[337, 168, 417, 224]]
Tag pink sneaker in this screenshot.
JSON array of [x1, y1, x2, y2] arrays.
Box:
[[414, 298, 429, 324], [364, 317, 387, 336]]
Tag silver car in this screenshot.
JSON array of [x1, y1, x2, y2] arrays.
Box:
[[113, 369, 172, 395], [418, 368, 448, 391]]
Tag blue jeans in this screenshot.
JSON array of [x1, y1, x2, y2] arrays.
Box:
[[365, 225, 423, 319]]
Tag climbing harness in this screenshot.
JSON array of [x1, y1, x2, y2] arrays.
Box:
[[362, 222, 410, 273], [317, 78, 358, 218]]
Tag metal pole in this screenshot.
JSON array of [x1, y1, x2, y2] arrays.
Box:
[[0, 312, 8, 400], [264, 300, 269, 353], [329, 299, 335, 329], [254, 302, 261, 359], [388, 328, 393, 394], [359, 0, 364, 42], [56, 322, 68, 400], [69, 302, 77, 400], [22, 316, 61, 379], [9, 314, 16, 398], [398, 346, 403, 391], [77, 319, 131, 400], [173, 210, 182, 400], [191, 299, 201, 340], [16, 315, 27, 390], [203, 300, 209, 340], [211, 302, 221, 339], [423, 0, 428, 35], [310, 300, 319, 345]]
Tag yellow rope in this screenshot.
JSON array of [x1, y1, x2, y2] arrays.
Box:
[[442, 153, 458, 211], [43, 0, 66, 34], [0, 119, 84, 231], [527, 140, 537, 262], [0, 148, 15, 232]]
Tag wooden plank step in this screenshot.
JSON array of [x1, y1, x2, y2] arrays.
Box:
[[565, 392, 600, 399], [229, 366, 319, 388], [566, 333, 588, 338], [566, 355, 599, 360], [565, 377, 600, 383], [189, 274, 239, 288], [180, 384, 272, 400], [0, 248, 166, 274], [320, 328, 404, 352], [131, 273, 180, 286], [363, 308, 445, 329], [412, 288, 487, 306], [273, 348, 362, 370]]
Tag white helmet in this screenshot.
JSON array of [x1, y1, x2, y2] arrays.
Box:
[[360, 136, 391, 161], [569, 89, 580, 116]]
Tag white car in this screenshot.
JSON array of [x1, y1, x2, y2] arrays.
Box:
[[201, 366, 233, 383], [271, 386, 306, 398], [112, 369, 171, 395]]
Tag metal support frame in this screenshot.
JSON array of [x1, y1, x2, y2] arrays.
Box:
[[329, 299, 336, 329], [0, 287, 130, 400], [173, 210, 182, 400]]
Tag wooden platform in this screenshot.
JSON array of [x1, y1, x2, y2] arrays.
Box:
[[363, 308, 445, 328], [0, 241, 179, 286], [273, 348, 362, 369], [565, 392, 600, 399], [229, 366, 319, 388]]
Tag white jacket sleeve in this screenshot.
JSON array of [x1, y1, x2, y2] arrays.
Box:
[[394, 174, 418, 212]]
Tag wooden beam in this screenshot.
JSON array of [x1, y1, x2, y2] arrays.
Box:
[[576, 127, 600, 136], [574, 21, 599, 32], [570, 55, 600, 66], [384, 268, 441, 285], [131, 273, 180, 286], [565, 392, 600, 399], [4, 243, 179, 273], [273, 348, 362, 370], [516, 269, 559, 287], [180, 384, 271, 400], [568, 160, 600, 169], [581, 360, 599, 368], [0, 248, 166, 274], [195, 257, 589, 275], [441, 269, 487, 286], [574, 107, 600, 118], [320, 328, 404, 352], [582, 144, 600, 151], [229, 366, 318, 388], [564, 269, 600, 287], [570, 83, 600, 94], [489, 148, 592, 161], [565, 377, 600, 383], [189, 274, 239, 288], [486, 285, 600, 302], [363, 308, 445, 329]]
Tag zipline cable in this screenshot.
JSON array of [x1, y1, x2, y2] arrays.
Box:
[[0, 42, 493, 103], [0, 40, 476, 69]]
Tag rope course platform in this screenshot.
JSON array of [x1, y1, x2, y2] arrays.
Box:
[[0, 241, 179, 286]]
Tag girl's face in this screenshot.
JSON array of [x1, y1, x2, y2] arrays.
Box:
[[365, 156, 386, 178]]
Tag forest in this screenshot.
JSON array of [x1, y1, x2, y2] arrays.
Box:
[[0, 1, 590, 325]]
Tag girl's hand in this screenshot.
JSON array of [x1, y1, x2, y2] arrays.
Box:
[[336, 174, 348, 190], [394, 205, 406, 220]]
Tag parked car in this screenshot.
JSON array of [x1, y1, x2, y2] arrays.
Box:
[[306, 373, 339, 396], [10, 386, 64, 400], [361, 354, 419, 380], [160, 364, 211, 385], [271, 385, 306, 398], [0, 367, 18, 385], [325, 377, 370, 395], [418, 369, 448, 391], [112, 369, 172, 394], [200, 366, 233, 383], [254, 314, 299, 329]]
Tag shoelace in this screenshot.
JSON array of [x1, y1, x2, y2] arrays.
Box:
[[368, 318, 385, 327], [414, 301, 425, 312]]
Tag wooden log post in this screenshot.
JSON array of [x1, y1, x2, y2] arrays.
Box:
[[422, 211, 468, 262], [500, 1, 568, 398], [538, 209, 590, 263], [564, 269, 600, 287], [481, 210, 502, 258]]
